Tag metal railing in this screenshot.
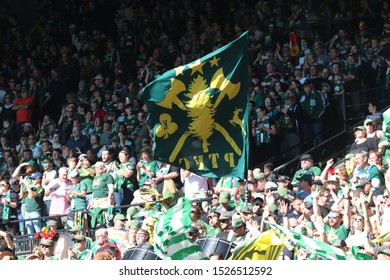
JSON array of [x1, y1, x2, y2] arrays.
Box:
[[259, 85, 390, 177], [10, 203, 142, 258]]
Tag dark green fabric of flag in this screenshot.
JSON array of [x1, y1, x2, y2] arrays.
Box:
[[143, 32, 249, 179]]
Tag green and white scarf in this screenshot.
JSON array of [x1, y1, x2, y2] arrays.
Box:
[[2, 191, 11, 220]]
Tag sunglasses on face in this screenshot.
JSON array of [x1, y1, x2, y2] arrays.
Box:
[[328, 215, 339, 219], [41, 245, 52, 248]]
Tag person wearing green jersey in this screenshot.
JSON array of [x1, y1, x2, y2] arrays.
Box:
[[91, 162, 114, 209]]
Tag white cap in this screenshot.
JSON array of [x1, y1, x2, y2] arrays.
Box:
[[68, 171, 79, 179], [265, 181, 278, 190]]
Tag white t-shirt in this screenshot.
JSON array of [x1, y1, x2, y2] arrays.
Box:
[[183, 171, 208, 198]]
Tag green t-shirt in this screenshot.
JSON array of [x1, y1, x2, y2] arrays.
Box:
[[70, 181, 87, 211], [207, 227, 222, 238], [138, 160, 159, 186], [325, 224, 350, 244], [78, 167, 94, 194], [76, 249, 93, 260], [124, 116, 138, 134], [23, 185, 44, 213], [20, 178, 33, 204], [115, 162, 137, 191], [92, 173, 114, 199]]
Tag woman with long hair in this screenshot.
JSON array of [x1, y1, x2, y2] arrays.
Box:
[[0, 179, 20, 235], [115, 150, 137, 206], [251, 106, 278, 166]]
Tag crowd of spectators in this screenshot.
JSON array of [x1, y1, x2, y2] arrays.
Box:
[[1, 0, 390, 260]]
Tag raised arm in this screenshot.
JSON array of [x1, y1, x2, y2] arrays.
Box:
[[341, 182, 351, 229]]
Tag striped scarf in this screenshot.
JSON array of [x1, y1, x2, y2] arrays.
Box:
[[2, 191, 11, 221]]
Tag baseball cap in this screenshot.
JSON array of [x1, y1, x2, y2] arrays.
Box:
[[219, 192, 231, 204], [353, 126, 365, 132], [78, 154, 88, 160], [218, 214, 231, 221], [127, 206, 141, 218], [47, 220, 58, 227], [94, 74, 104, 80], [299, 154, 313, 161], [72, 234, 86, 242], [188, 226, 199, 234], [27, 160, 37, 167], [299, 172, 313, 183], [40, 239, 54, 246], [254, 173, 266, 181], [277, 175, 290, 183], [124, 220, 141, 228], [22, 122, 33, 128], [68, 171, 79, 179], [30, 172, 42, 179], [230, 215, 244, 229], [344, 153, 355, 161], [355, 177, 370, 188], [265, 181, 278, 190], [68, 224, 83, 233], [114, 213, 127, 221], [364, 119, 373, 126]]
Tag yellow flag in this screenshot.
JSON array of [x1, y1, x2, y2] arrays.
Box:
[[229, 230, 284, 260]]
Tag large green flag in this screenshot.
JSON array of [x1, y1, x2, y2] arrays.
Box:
[[143, 32, 249, 179], [270, 223, 347, 260], [153, 197, 209, 260]]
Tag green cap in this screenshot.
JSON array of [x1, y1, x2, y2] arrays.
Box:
[[344, 153, 355, 161], [238, 203, 253, 214], [127, 206, 141, 218], [254, 173, 266, 180], [114, 213, 127, 221], [218, 214, 231, 221], [124, 220, 141, 228], [219, 192, 231, 204], [277, 188, 288, 196], [299, 172, 313, 184], [72, 234, 86, 241], [230, 215, 244, 228], [40, 239, 54, 246], [68, 224, 83, 233], [27, 160, 36, 167], [353, 126, 365, 132]]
